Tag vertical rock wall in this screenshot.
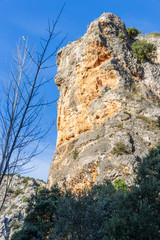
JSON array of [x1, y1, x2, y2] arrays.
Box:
[[47, 13, 160, 192]]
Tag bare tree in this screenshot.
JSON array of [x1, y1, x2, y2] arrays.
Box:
[[0, 5, 66, 211]]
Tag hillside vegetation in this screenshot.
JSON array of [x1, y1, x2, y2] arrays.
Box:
[[12, 146, 160, 240]]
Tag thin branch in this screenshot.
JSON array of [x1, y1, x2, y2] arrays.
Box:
[[0, 3, 66, 212]]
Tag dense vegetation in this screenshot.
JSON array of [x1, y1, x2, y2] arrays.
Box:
[[11, 146, 160, 240], [132, 40, 157, 63]]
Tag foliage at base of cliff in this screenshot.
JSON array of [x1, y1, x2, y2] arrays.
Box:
[[11, 146, 160, 240]]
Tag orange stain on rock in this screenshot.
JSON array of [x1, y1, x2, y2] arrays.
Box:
[[56, 41, 121, 147]]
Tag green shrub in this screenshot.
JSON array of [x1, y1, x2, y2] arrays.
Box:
[[136, 115, 160, 130], [34, 186, 45, 195], [127, 26, 141, 38], [114, 179, 127, 192], [7, 188, 14, 193], [21, 177, 30, 183], [118, 32, 126, 39], [131, 40, 157, 63], [7, 210, 12, 215], [10, 204, 18, 210], [14, 212, 19, 218], [111, 142, 131, 156], [21, 179, 28, 184], [14, 189, 24, 196], [72, 148, 78, 159], [130, 82, 137, 93], [22, 197, 29, 203], [117, 123, 123, 129], [11, 225, 43, 240], [15, 182, 21, 185], [96, 134, 100, 140], [24, 182, 28, 189]]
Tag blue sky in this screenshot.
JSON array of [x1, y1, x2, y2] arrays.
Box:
[[0, 0, 160, 182]]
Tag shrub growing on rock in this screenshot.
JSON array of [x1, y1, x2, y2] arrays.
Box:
[[7, 188, 14, 193], [72, 148, 78, 159], [111, 141, 131, 156], [114, 178, 127, 192], [127, 26, 140, 38], [22, 197, 29, 203], [14, 189, 24, 196], [118, 32, 126, 39], [131, 40, 157, 63]]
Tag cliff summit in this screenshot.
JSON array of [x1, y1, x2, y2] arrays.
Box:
[[47, 13, 160, 192]]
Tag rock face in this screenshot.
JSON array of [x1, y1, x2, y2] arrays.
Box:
[[0, 175, 45, 239], [47, 13, 160, 193]]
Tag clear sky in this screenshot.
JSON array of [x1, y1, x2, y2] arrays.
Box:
[[0, 0, 160, 182]]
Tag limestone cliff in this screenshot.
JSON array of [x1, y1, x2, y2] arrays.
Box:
[[47, 13, 160, 192]]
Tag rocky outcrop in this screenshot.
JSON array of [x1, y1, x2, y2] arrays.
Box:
[[47, 13, 160, 193], [0, 175, 45, 239]]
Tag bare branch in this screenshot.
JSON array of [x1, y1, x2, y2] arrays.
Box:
[[0, 3, 66, 211]]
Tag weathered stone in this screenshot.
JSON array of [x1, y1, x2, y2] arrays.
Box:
[[47, 13, 160, 193], [0, 175, 45, 239]]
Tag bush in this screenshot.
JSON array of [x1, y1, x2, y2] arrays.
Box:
[[21, 177, 30, 183], [114, 179, 127, 192], [7, 210, 12, 215], [21, 179, 28, 184], [117, 123, 123, 129], [10, 204, 18, 210], [24, 182, 28, 189], [14, 189, 24, 196], [22, 197, 29, 203], [136, 115, 160, 130], [118, 32, 126, 39], [7, 188, 14, 193], [132, 40, 157, 63], [14, 212, 19, 218], [72, 148, 78, 159], [127, 26, 141, 38], [111, 141, 131, 156]]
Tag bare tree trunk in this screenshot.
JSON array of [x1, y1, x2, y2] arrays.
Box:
[[0, 4, 66, 212]]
